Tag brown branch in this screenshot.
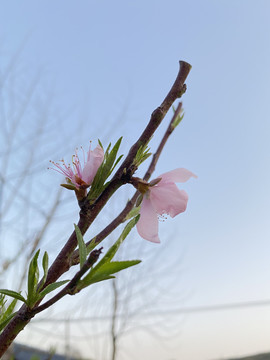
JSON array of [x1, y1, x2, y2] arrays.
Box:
[[110, 280, 119, 360], [69, 62, 191, 267], [70, 190, 139, 266], [113, 61, 191, 180], [0, 61, 191, 356], [32, 248, 102, 315], [144, 102, 183, 181], [70, 102, 184, 266]]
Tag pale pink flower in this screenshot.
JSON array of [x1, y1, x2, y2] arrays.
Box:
[[136, 168, 197, 243], [51, 143, 104, 189]]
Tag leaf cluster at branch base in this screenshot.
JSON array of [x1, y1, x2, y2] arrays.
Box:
[[76, 215, 141, 291]]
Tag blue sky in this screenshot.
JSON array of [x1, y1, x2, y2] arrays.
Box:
[[1, 1, 270, 359]]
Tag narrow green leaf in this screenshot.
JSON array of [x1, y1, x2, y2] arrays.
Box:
[[96, 260, 141, 276], [74, 224, 87, 269], [0, 312, 17, 332], [42, 252, 49, 277], [78, 274, 115, 287], [172, 113, 184, 129], [0, 290, 26, 303], [105, 142, 111, 156], [37, 280, 69, 301], [60, 183, 76, 190], [94, 137, 122, 189], [109, 154, 124, 176], [98, 139, 104, 149], [79, 216, 140, 289], [86, 237, 97, 254], [87, 274, 115, 284], [124, 206, 140, 221], [88, 137, 123, 201], [105, 137, 123, 176], [4, 298, 18, 319], [27, 250, 40, 307], [40, 251, 49, 288], [79, 261, 140, 288], [133, 142, 152, 167], [0, 294, 6, 308], [141, 151, 152, 163], [94, 215, 139, 272], [171, 105, 184, 129]]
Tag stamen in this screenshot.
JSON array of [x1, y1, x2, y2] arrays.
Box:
[[158, 214, 168, 222]]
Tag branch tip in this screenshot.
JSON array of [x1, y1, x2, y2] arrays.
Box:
[[179, 60, 192, 73]]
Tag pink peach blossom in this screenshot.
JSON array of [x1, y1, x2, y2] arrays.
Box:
[[51, 143, 104, 189], [136, 168, 197, 243]]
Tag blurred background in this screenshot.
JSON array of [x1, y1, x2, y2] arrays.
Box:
[[0, 1, 270, 359]]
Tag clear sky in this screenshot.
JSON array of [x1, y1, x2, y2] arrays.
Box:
[[1, 1, 270, 360]]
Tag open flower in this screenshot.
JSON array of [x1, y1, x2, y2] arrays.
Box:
[[50, 143, 104, 189], [136, 168, 197, 243]]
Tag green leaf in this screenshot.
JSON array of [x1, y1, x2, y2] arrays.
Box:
[[37, 280, 69, 301], [27, 250, 40, 308], [93, 260, 140, 280], [79, 274, 115, 286], [99, 260, 141, 274], [0, 295, 18, 332], [4, 298, 18, 319], [88, 137, 123, 201], [78, 216, 140, 289], [106, 138, 123, 175], [60, 183, 76, 190], [124, 206, 140, 221], [171, 105, 184, 129], [133, 142, 152, 167], [79, 261, 140, 287], [105, 142, 111, 155], [99, 137, 122, 180], [98, 139, 104, 149], [94, 215, 139, 272], [0, 294, 6, 308], [0, 312, 17, 332], [74, 224, 87, 269], [86, 237, 97, 254], [40, 251, 49, 288], [0, 290, 26, 303], [109, 154, 124, 176]]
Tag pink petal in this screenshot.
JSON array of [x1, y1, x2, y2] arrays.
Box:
[[136, 198, 160, 243], [82, 145, 104, 185], [150, 183, 188, 218], [159, 168, 197, 184]]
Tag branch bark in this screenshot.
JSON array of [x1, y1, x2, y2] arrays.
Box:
[[70, 102, 184, 266], [110, 280, 118, 360], [0, 60, 191, 356]]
